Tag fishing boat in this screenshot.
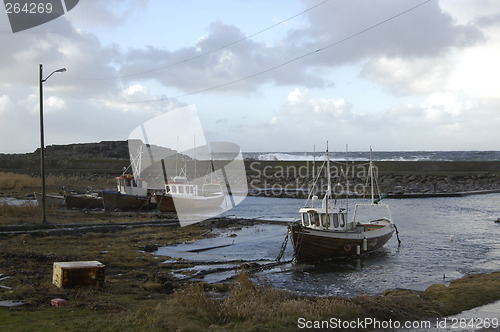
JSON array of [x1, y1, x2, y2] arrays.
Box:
[[154, 175, 225, 213], [288, 146, 397, 262], [65, 193, 103, 210], [34, 192, 65, 206], [102, 174, 154, 211]]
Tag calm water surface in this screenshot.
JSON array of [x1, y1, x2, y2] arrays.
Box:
[[156, 194, 500, 297]]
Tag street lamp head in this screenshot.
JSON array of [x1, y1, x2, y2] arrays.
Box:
[[41, 67, 67, 82]]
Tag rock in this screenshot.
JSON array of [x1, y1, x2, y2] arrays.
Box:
[[143, 244, 158, 253]]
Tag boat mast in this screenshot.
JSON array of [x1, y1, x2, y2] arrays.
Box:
[[345, 144, 349, 217], [326, 141, 331, 210]]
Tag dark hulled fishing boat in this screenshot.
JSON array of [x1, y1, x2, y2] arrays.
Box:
[[288, 146, 396, 262]]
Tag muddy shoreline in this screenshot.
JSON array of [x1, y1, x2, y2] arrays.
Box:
[[1, 170, 500, 330]]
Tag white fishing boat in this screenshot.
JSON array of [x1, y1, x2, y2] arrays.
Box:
[[34, 192, 65, 206], [101, 174, 154, 211], [154, 175, 224, 213], [288, 145, 398, 262]]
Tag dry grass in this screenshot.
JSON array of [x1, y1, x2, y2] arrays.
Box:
[[0, 200, 38, 219], [0, 171, 115, 197], [0, 172, 43, 193], [125, 270, 500, 331], [131, 272, 367, 331]]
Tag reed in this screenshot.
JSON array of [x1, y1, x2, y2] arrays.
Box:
[[0, 171, 115, 195], [0, 172, 41, 191], [129, 272, 366, 331], [0, 201, 38, 220]]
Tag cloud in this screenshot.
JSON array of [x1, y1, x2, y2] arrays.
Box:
[[0, 95, 11, 113], [293, 0, 481, 64], [282, 88, 353, 120], [264, 86, 499, 151], [360, 56, 455, 96], [109, 0, 483, 97], [1, 0, 500, 152]]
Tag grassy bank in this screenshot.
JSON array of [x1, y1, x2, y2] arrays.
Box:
[[1, 221, 500, 331]]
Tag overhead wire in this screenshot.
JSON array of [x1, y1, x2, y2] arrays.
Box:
[[64, 0, 433, 105], [168, 0, 433, 100], [65, 0, 331, 81]]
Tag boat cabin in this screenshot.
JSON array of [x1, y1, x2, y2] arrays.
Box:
[[116, 174, 148, 196], [299, 196, 354, 231], [165, 176, 199, 196], [201, 183, 223, 197]]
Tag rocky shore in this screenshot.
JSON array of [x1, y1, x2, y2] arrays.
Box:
[[1, 141, 499, 198], [245, 160, 500, 198]]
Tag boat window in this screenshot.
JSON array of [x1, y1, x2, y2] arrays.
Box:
[[339, 213, 345, 227], [321, 214, 329, 227], [332, 214, 339, 228], [179, 186, 184, 194], [301, 213, 309, 226], [309, 212, 319, 226], [125, 179, 131, 186], [166, 186, 170, 193], [132, 180, 137, 187], [171, 186, 177, 194]]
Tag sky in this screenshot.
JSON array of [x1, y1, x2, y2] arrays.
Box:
[[1, 0, 500, 153]]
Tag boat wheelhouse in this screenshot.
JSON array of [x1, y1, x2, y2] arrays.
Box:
[[154, 176, 225, 213], [115, 174, 148, 196], [102, 174, 153, 211]]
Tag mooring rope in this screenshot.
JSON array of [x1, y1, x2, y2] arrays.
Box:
[[394, 224, 402, 246], [275, 232, 289, 262]]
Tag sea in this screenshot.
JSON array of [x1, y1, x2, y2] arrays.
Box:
[[243, 150, 500, 161]]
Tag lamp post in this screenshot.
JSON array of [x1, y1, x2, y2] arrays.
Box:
[[39, 64, 66, 224]]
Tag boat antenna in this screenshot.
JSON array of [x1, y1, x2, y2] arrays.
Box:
[[312, 144, 316, 181], [175, 136, 179, 177], [326, 141, 331, 199], [370, 146, 375, 205], [325, 141, 331, 220], [126, 145, 143, 177], [193, 135, 197, 180]]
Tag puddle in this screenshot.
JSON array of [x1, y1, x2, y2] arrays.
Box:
[[155, 224, 292, 262], [155, 223, 294, 283], [0, 197, 36, 206], [0, 300, 26, 307]]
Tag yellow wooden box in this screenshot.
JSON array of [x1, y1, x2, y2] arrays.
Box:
[[52, 261, 105, 288]]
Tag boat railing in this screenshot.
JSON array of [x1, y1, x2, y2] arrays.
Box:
[[352, 203, 393, 224]]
